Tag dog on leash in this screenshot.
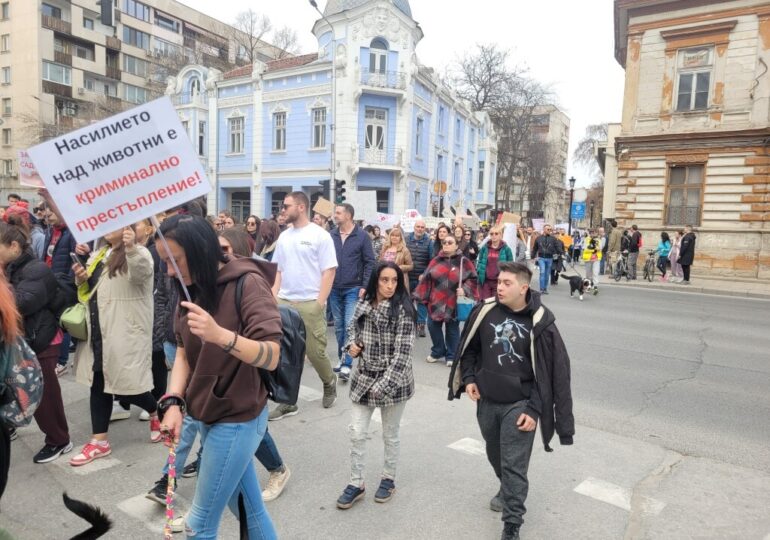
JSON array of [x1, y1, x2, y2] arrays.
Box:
[[63, 492, 113, 539], [561, 274, 598, 300]]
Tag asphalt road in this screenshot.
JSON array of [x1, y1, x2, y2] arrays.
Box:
[[2, 283, 770, 539]]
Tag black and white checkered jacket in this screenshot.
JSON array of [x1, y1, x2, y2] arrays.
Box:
[[344, 299, 415, 407]]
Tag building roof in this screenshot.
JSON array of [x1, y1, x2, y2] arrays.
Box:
[[324, 0, 412, 18], [221, 53, 320, 79]]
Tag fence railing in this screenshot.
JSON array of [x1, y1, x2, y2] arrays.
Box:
[[360, 69, 407, 90], [666, 205, 701, 226], [358, 146, 403, 167]]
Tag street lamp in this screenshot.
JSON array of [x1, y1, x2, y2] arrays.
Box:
[[590, 199, 595, 228], [568, 176, 576, 235], [309, 0, 337, 203]]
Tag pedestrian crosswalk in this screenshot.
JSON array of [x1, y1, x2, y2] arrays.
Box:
[[447, 437, 486, 457]]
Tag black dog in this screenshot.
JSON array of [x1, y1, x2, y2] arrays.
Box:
[[64, 492, 113, 539], [561, 274, 596, 300]]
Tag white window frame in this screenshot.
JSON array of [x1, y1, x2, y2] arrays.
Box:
[[42, 61, 71, 85], [675, 47, 713, 112], [311, 107, 326, 149], [123, 54, 148, 77], [415, 116, 423, 157], [438, 105, 445, 133], [229, 116, 244, 154], [83, 17, 94, 30], [1, 66, 9, 84], [0, 3, 8, 21], [455, 117, 461, 143], [0, 34, 9, 53], [124, 83, 148, 104], [198, 121, 206, 156], [2, 128, 10, 146], [2, 159, 12, 175], [478, 160, 485, 190], [273, 112, 286, 151], [2, 97, 10, 116]]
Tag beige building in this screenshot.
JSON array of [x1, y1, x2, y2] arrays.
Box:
[[0, 0, 280, 199], [613, 0, 770, 278]]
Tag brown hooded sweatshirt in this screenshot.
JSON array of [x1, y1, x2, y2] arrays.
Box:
[[176, 256, 282, 424]]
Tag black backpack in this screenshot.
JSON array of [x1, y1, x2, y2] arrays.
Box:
[[235, 274, 306, 405]]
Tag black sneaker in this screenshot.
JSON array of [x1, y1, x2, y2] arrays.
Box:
[[146, 474, 170, 506], [182, 461, 199, 478], [374, 478, 395, 503], [33, 442, 73, 464], [501, 522, 520, 540], [336, 484, 365, 509]]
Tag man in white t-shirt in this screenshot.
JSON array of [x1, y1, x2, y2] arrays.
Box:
[[270, 191, 338, 419]]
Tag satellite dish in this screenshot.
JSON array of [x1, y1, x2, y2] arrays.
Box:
[[574, 188, 588, 203]]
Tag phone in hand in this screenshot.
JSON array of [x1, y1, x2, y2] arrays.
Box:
[[70, 252, 85, 269]]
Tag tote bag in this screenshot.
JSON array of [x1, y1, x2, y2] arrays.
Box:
[[456, 256, 475, 322]]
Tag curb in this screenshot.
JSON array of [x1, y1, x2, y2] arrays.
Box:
[[604, 281, 770, 300]]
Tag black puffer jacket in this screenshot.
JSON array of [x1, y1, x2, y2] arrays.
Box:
[[146, 238, 166, 352], [7, 251, 60, 353]]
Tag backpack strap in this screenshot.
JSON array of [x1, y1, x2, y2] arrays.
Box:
[[234, 274, 247, 331]]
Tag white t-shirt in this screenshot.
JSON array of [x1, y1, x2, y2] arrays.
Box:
[[273, 222, 338, 302]]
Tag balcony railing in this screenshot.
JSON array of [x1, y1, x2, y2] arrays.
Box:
[[360, 69, 407, 90], [105, 66, 121, 80], [666, 205, 701, 226], [41, 14, 71, 34], [105, 36, 121, 50], [358, 146, 403, 167], [171, 92, 208, 106], [54, 51, 72, 66], [42, 80, 72, 98]]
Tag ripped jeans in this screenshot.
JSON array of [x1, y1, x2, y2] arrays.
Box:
[[184, 408, 276, 539]]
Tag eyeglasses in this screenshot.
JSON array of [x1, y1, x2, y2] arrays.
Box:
[[442, 240, 456, 246], [490, 232, 500, 236], [246, 221, 257, 226], [464, 233, 471, 237]]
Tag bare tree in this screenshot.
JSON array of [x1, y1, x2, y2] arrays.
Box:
[[272, 26, 300, 59], [573, 123, 608, 182], [230, 9, 272, 64]]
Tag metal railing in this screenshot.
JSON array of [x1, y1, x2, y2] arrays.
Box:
[[170, 92, 208, 106], [666, 205, 701, 226], [54, 51, 72, 66], [358, 146, 403, 167], [360, 69, 407, 90], [41, 14, 71, 34], [105, 66, 121, 81]]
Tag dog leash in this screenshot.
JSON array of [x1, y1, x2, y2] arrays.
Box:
[[163, 443, 177, 540]]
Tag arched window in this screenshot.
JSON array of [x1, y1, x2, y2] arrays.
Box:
[[369, 38, 388, 74], [189, 76, 201, 96]]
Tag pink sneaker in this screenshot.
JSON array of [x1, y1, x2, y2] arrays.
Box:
[[660, 275, 668, 282], [150, 416, 162, 443], [70, 441, 111, 467]]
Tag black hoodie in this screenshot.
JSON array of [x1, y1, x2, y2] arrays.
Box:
[[449, 291, 574, 451]]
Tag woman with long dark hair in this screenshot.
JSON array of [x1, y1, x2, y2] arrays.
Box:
[[154, 215, 281, 538], [336, 261, 416, 509], [244, 215, 261, 253], [432, 224, 452, 258], [656, 231, 672, 282], [69, 225, 160, 466], [258, 220, 281, 262], [0, 272, 22, 498], [0, 217, 71, 464]]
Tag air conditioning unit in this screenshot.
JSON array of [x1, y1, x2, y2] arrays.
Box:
[[77, 87, 85, 95]]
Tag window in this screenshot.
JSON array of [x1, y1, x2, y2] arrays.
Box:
[[415, 117, 423, 156], [364, 107, 386, 150], [453, 161, 460, 189], [273, 112, 285, 151], [369, 38, 387, 73], [189, 77, 201, 95], [1, 35, 9, 53], [42, 61, 71, 85], [1, 159, 12, 175], [83, 17, 94, 30], [124, 83, 148, 104], [666, 164, 703, 226], [469, 128, 475, 148], [0, 3, 8, 20], [123, 0, 150, 22], [155, 13, 179, 33], [455, 118, 461, 143], [478, 160, 485, 189], [438, 105, 445, 133], [73, 43, 94, 61], [2, 128, 10, 146], [436, 154, 444, 180], [180, 120, 189, 137], [41, 3, 61, 19], [311, 107, 326, 148], [676, 48, 712, 112], [2, 97, 10, 116], [229, 117, 244, 154], [84, 77, 116, 97], [154, 38, 179, 57], [1, 66, 8, 84], [467, 167, 473, 191], [198, 121, 205, 156], [123, 55, 148, 77], [123, 26, 151, 50]]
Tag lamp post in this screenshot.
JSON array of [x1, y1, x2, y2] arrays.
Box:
[[589, 199, 595, 228], [568, 176, 576, 235], [310, 0, 336, 203]]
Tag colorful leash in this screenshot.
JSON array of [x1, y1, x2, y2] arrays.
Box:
[[163, 442, 177, 540]]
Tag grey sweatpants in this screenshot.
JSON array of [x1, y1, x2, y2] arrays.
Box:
[[477, 399, 536, 526]]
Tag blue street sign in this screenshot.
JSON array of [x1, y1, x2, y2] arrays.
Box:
[[571, 202, 586, 219]]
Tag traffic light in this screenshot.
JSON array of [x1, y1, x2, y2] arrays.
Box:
[[319, 179, 330, 199], [335, 179, 347, 203]]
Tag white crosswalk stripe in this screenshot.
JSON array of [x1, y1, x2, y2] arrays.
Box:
[[298, 385, 323, 402], [54, 456, 122, 475], [447, 437, 486, 457], [574, 477, 666, 515]]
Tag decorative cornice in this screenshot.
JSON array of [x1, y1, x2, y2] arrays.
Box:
[[263, 85, 331, 102], [217, 96, 253, 108]]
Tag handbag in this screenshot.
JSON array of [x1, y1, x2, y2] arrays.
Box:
[[60, 271, 105, 341], [456, 256, 475, 322]]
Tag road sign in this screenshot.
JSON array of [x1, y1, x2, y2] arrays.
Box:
[[434, 181, 447, 195], [571, 202, 586, 220]]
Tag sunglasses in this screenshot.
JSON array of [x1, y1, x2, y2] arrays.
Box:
[[442, 240, 456, 246], [246, 221, 257, 226]]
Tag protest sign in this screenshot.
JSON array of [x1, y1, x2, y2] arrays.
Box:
[[400, 209, 422, 233], [498, 212, 521, 225], [369, 212, 400, 230], [312, 197, 334, 218], [18, 150, 45, 188], [532, 218, 545, 232], [423, 216, 442, 230], [27, 97, 211, 244], [345, 190, 378, 223], [503, 223, 518, 255]]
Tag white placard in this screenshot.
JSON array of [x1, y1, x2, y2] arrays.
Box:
[[503, 223, 518, 254], [369, 212, 400, 230], [27, 97, 211, 244], [17, 150, 45, 187], [400, 209, 422, 233], [345, 190, 379, 223]]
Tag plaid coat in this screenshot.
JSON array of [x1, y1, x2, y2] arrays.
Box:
[[413, 251, 478, 322], [344, 299, 415, 407]]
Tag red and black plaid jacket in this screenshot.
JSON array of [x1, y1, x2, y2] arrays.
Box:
[[413, 251, 478, 322]]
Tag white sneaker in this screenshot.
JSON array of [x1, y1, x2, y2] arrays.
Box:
[[262, 466, 291, 502], [110, 403, 130, 422], [169, 515, 185, 533], [340, 365, 351, 380], [139, 410, 150, 421], [426, 356, 443, 363]]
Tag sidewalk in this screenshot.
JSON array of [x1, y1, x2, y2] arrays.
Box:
[[602, 273, 770, 299]]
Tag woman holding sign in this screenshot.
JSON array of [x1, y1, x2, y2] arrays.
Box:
[[155, 215, 281, 539], [69, 225, 161, 466]]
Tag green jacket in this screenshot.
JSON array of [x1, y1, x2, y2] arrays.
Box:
[[476, 241, 514, 285]]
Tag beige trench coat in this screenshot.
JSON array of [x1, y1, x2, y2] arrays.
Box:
[[74, 245, 154, 395]]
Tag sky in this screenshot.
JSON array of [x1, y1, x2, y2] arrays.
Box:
[[180, 0, 626, 187]]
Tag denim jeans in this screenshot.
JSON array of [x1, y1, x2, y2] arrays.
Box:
[[427, 318, 460, 362], [163, 341, 177, 370], [349, 401, 407, 488], [254, 431, 283, 472], [409, 278, 428, 324], [329, 286, 360, 368], [163, 414, 201, 476], [537, 258, 553, 292], [657, 255, 668, 276], [176, 425, 284, 475], [57, 332, 71, 367], [185, 409, 276, 540]]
